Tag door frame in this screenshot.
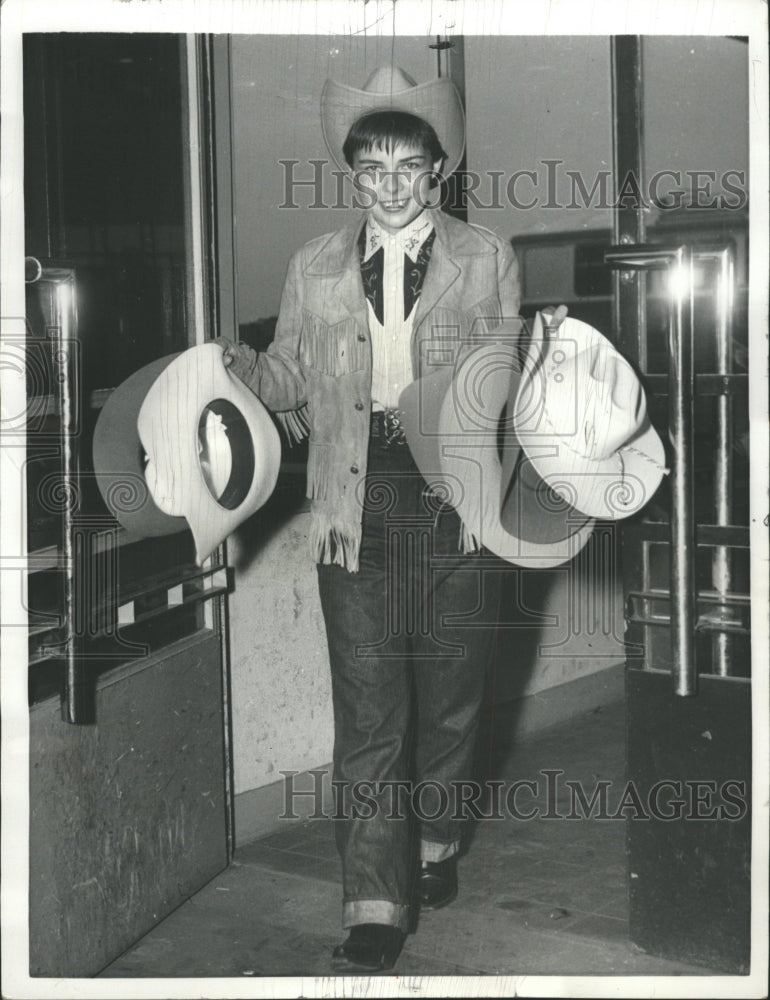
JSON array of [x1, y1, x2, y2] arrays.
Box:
[[608, 35, 759, 975]]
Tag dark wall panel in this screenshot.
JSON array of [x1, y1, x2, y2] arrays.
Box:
[[29, 632, 228, 977], [626, 668, 751, 973]]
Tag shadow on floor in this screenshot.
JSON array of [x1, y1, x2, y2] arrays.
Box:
[[101, 699, 710, 979]]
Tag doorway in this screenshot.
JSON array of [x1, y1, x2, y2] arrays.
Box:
[[23, 33, 234, 976], [607, 36, 752, 974]]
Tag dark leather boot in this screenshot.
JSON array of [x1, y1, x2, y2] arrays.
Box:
[[418, 857, 458, 910], [331, 923, 405, 973]]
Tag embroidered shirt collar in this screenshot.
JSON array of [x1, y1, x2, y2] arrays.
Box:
[[363, 213, 435, 263]]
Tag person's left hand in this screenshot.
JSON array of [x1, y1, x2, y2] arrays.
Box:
[[216, 336, 237, 368]]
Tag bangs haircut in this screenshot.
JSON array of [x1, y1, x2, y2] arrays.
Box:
[[342, 109, 447, 168]]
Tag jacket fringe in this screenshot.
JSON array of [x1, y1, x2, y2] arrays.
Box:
[[275, 405, 310, 445], [458, 482, 500, 555], [465, 291, 504, 338], [460, 520, 480, 555], [306, 443, 332, 501], [309, 513, 362, 572], [300, 311, 366, 375]]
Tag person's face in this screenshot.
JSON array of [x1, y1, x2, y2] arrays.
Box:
[[350, 141, 442, 233]]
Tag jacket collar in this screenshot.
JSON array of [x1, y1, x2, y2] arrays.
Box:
[[303, 207, 496, 274], [302, 208, 497, 327]]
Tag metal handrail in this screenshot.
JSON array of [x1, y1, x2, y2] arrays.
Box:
[[696, 247, 736, 677], [606, 243, 697, 696]]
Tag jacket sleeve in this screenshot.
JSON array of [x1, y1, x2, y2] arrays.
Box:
[[498, 238, 521, 322], [219, 249, 307, 412]]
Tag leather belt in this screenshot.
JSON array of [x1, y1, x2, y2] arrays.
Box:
[[370, 408, 407, 446]]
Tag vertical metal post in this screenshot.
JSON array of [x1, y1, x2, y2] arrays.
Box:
[[703, 247, 736, 675], [610, 36, 646, 361], [605, 245, 699, 696], [609, 36, 651, 672], [189, 33, 237, 859], [182, 35, 210, 347], [56, 276, 87, 722], [668, 247, 697, 696]]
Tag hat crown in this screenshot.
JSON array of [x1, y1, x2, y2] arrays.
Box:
[[321, 64, 465, 177], [514, 314, 667, 520], [362, 65, 418, 95], [136, 343, 281, 564], [543, 340, 645, 461]]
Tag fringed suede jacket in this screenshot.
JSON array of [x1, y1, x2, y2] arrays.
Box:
[[223, 207, 521, 572]]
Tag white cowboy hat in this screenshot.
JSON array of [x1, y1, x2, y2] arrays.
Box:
[[321, 65, 466, 177], [94, 343, 281, 565], [514, 313, 668, 520], [399, 330, 595, 568]]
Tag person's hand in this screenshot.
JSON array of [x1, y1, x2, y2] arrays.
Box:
[[217, 337, 236, 368], [541, 304, 568, 329]]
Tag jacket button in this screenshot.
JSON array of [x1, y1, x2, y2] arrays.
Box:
[[350, 465, 359, 475], [354, 401, 364, 411], [357, 333, 366, 342]]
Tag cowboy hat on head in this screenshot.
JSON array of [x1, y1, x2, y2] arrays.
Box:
[[93, 343, 282, 565], [514, 313, 668, 520], [321, 65, 466, 178], [399, 326, 596, 569]]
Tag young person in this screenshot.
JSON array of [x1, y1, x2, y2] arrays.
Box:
[[220, 66, 534, 973]]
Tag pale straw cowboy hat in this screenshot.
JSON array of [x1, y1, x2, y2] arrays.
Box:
[[399, 327, 596, 569], [321, 65, 466, 177], [513, 313, 668, 520], [94, 343, 281, 565]]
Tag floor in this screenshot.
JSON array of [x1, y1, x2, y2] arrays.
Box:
[[101, 699, 710, 979]]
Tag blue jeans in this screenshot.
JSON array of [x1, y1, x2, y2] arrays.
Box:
[[316, 422, 502, 931]]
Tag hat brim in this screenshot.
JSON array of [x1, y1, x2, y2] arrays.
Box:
[[400, 344, 595, 568], [515, 315, 667, 519], [321, 76, 466, 178], [93, 353, 189, 538]]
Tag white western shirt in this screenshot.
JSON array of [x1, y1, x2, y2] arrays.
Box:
[[362, 214, 434, 411]]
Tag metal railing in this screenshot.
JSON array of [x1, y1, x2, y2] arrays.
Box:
[[606, 244, 697, 696]]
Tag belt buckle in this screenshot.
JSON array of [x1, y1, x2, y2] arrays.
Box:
[[383, 407, 406, 447]]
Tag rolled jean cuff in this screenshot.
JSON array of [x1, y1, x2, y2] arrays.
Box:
[[343, 899, 410, 932], [420, 838, 460, 863]]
